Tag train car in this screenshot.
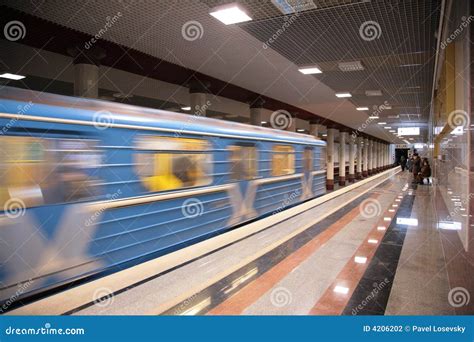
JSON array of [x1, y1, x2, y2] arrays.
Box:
[[0, 87, 326, 306]]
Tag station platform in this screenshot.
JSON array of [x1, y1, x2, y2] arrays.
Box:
[[10, 167, 471, 316]]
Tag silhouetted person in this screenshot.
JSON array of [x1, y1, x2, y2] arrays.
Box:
[[400, 155, 406, 171], [412, 153, 421, 183], [417, 158, 431, 184]]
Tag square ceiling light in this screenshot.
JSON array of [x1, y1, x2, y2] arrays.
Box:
[[210, 3, 252, 25], [0, 73, 25, 80], [335, 92, 351, 98], [365, 90, 382, 97], [338, 61, 364, 72], [298, 65, 322, 74]]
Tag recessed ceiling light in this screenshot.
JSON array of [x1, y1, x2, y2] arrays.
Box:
[[0, 73, 25, 80], [365, 90, 382, 97], [335, 92, 352, 98], [209, 3, 252, 25], [298, 66, 322, 74], [368, 116, 379, 119], [322, 133, 327, 137], [368, 239, 378, 244], [261, 121, 267, 124], [181, 106, 191, 110], [399, 63, 422, 67], [377, 122, 387, 125], [297, 128, 305, 132], [389, 130, 396, 132], [338, 61, 364, 72], [384, 126, 392, 129], [356, 107, 369, 111]]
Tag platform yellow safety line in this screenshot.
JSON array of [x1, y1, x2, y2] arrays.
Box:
[[8, 167, 400, 316]]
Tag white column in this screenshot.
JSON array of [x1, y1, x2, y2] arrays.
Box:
[[73, 63, 99, 98], [375, 142, 380, 172], [326, 128, 337, 190], [357, 136, 363, 179], [378, 142, 382, 171], [250, 107, 263, 126], [369, 140, 375, 174], [310, 123, 325, 139], [339, 131, 347, 186], [363, 138, 369, 177], [348, 135, 355, 182], [190, 92, 208, 116]]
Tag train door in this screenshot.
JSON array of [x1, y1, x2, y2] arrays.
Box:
[[227, 142, 258, 225], [301, 146, 314, 200]]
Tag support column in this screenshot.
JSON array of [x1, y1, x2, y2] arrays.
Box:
[[339, 131, 347, 186], [383, 144, 387, 169], [376, 141, 381, 173], [356, 136, 363, 179], [73, 64, 99, 98], [326, 128, 337, 190], [363, 138, 368, 177], [387, 144, 391, 168], [348, 135, 355, 182], [249, 98, 265, 126], [368, 140, 374, 175], [375, 142, 380, 172], [68, 46, 105, 99], [309, 123, 326, 139], [380, 143, 383, 171], [189, 80, 210, 116]]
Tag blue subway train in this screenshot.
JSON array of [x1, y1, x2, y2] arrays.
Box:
[[0, 87, 326, 306]]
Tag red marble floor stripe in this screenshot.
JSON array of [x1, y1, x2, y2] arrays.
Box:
[[308, 201, 400, 315], [207, 193, 385, 315]]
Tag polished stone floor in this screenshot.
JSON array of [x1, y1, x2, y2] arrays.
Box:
[[69, 169, 473, 315]]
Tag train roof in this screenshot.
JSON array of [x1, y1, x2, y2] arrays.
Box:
[[0, 86, 325, 146]]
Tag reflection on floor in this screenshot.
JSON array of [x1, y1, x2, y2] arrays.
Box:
[[74, 170, 473, 315], [204, 171, 473, 315]]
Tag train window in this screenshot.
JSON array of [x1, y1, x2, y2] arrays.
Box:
[[320, 146, 327, 170], [135, 136, 212, 192], [303, 147, 313, 172], [0, 136, 103, 209], [229, 145, 257, 181], [272, 145, 295, 176]]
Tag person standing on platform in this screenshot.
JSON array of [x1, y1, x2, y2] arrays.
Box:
[[412, 153, 421, 183], [400, 155, 406, 171]]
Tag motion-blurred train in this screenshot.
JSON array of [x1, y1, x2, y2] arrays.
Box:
[[0, 87, 326, 307]]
